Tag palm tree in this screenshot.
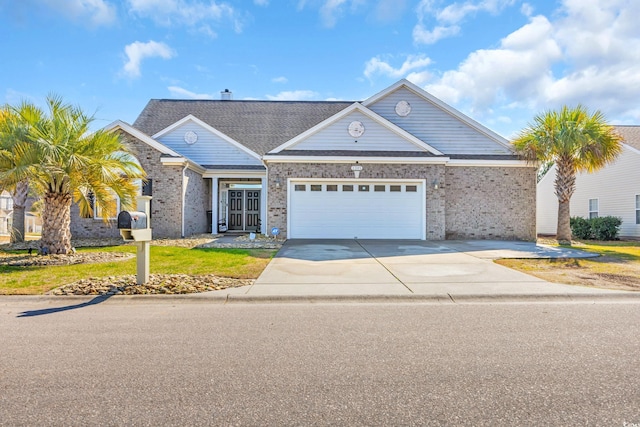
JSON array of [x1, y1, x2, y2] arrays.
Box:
[[7, 95, 146, 254], [513, 105, 623, 244], [0, 105, 31, 243]]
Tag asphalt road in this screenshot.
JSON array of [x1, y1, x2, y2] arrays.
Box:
[[1, 299, 640, 426]]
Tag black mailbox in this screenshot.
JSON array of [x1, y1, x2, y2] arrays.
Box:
[[117, 211, 148, 230]]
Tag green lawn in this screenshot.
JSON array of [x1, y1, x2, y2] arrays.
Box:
[[0, 245, 277, 295]]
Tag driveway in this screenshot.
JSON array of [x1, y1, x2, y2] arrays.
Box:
[[247, 239, 618, 298]]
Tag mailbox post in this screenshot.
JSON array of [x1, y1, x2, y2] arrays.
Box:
[[117, 196, 152, 285]]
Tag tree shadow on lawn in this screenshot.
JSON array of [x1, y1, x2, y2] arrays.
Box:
[[17, 294, 113, 318]]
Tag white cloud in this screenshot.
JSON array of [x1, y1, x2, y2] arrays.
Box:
[[266, 90, 319, 101], [272, 76, 288, 84], [415, 0, 640, 135], [320, 0, 348, 28], [167, 86, 214, 99], [39, 0, 117, 26], [413, 0, 515, 44], [296, 0, 366, 28], [425, 15, 562, 108], [127, 0, 244, 33], [122, 41, 175, 78], [364, 54, 432, 80]]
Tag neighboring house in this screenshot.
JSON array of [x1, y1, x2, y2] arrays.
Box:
[[537, 125, 640, 238], [71, 79, 537, 241], [0, 190, 13, 235], [0, 191, 41, 236]]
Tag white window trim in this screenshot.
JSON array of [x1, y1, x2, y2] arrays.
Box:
[[94, 195, 121, 220], [588, 198, 599, 219]]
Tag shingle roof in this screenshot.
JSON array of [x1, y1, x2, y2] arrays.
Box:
[[133, 99, 354, 156], [613, 125, 640, 151]]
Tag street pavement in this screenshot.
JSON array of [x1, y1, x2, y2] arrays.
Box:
[[1, 300, 639, 426]]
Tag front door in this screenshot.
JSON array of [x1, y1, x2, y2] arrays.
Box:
[[228, 190, 261, 231]]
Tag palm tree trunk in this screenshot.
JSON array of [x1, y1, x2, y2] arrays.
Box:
[[10, 180, 29, 243], [554, 157, 576, 244], [556, 199, 572, 244], [40, 192, 72, 254]]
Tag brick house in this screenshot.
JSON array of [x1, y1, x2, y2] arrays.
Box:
[[71, 80, 536, 240]]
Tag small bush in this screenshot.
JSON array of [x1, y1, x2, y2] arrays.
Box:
[[570, 216, 592, 239], [590, 216, 622, 240], [570, 216, 622, 241]]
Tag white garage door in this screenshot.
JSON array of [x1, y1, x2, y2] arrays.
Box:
[[288, 181, 425, 239]]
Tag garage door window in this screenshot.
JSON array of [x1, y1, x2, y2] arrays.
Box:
[[310, 185, 322, 191], [343, 185, 354, 191], [390, 185, 401, 192], [295, 184, 306, 191], [359, 185, 370, 192], [406, 185, 417, 192], [327, 185, 338, 192], [374, 185, 385, 192]]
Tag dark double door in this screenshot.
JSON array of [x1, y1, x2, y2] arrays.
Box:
[[228, 190, 261, 231]]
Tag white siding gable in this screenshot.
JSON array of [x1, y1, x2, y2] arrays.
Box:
[[155, 120, 262, 167], [367, 86, 512, 155], [284, 110, 430, 153], [537, 145, 640, 237]]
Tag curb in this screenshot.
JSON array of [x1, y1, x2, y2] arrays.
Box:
[[2, 292, 639, 305]]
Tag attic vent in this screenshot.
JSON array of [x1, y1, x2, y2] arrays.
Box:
[[221, 89, 232, 101]]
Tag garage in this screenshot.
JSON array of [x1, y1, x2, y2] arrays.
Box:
[[288, 180, 425, 239]]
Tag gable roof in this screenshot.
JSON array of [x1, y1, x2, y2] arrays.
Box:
[[152, 114, 263, 161], [363, 79, 513, 152], [133, 99, 353, 156], [613, 125, 640, 152], [267, 102, 443, 156]]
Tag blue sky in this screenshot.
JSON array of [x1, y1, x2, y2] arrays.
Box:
[[1, 0, 639, 138]]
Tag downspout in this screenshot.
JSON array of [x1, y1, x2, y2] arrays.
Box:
[[181, 164, 187, 238], [263, 163, 268, 236]]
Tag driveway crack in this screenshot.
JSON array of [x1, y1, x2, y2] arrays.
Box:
[[355, 240, 414, 294]]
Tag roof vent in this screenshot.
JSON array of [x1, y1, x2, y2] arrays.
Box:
[[221, 89, 232, 101]]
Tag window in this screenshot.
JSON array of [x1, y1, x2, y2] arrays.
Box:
[[96, 196, 120, 220], [85, 190, 119, 220], [0, 196, 12, 210], [294, 184, 306, 191], [142, 179, 153, 196], [374, 185, 385, 192], [390, 185, 401, 192], [358, 185, 370, 192], [406, 185, 417, 192], [327, 185, 338, 192], [589, 198, 598, 219], [636, 195, 640, 225], [342, 185, 353, 192], [310, 185, 322, 191]]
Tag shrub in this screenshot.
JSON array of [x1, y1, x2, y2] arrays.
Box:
[[590, 216, 622, 240], [570, 216, 592, 239], [570, 216, 622, 241]]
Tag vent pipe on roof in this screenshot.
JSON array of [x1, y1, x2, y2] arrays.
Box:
[[221, 89, 232, 101]]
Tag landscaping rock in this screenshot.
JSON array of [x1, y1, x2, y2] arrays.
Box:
[[49, 274, 253, 295]]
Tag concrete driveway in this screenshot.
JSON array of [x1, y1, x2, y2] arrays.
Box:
[[246, 239, 619, 298]]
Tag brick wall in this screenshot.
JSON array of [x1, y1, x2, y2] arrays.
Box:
[[70, 131, 185, 239], [444, 166, 537, 240], [267, 162, 446, 239], [183, 168, 209, 236]]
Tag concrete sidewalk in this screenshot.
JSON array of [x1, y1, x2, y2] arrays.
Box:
[[225, 239, 633, 302]]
